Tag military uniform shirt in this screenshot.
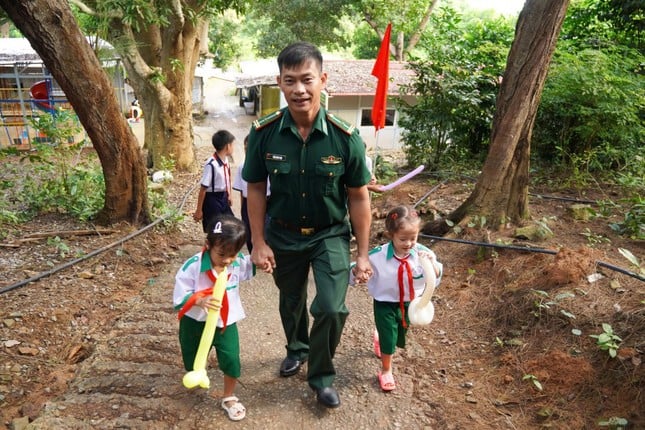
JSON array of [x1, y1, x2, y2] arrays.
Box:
[[242, 107, 370, 228]]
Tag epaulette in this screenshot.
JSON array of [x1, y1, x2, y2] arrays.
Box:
[[253, 110, 283, 130], [327, 112, 355, 135]]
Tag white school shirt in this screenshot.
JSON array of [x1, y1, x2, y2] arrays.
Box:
[[232, 160, 271, 198], [200, 155, 230, 194], [357, 242, 443, 303], [365, 155, 374, 176], [173, 251, 254, 326]]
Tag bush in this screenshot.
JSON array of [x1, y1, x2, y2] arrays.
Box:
[[533, 44, 645, 177]]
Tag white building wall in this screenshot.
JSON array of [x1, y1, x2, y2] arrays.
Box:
[[326, 94, 414, 150]]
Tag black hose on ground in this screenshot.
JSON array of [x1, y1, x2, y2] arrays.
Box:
[[419, 233, 645, 282]]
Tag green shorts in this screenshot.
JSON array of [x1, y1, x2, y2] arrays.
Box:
[[373, 300, 409, 355], [178, 316, 241, 378]]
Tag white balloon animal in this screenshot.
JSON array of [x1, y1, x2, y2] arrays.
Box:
[[407, 254, 437, 326]]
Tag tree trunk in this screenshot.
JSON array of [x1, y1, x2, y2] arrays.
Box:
[[427, 0, 569, 233], [364, 0, 438, 62], [0, 0, 150, 226], [106, 9, 202, 173]]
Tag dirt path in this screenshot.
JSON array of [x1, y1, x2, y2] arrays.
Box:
[[26, 244, 436, 430], [24, 96, 441, 430]]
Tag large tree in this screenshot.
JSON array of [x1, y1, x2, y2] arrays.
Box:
[[0, 0, 150, 225], [70, 0, 246, 171], [247, 0, 438, 61], [426, 0, 570, 232], [357, 0, 439, 60]]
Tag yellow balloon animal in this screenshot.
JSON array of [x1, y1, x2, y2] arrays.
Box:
[[182, 267, 228, 389]]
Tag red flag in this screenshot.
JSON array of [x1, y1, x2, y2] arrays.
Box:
[[371, 23, 392, 134]]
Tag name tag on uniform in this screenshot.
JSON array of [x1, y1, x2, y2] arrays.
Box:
[[266, 153, 286, 161], [321, 155, 342, 164]]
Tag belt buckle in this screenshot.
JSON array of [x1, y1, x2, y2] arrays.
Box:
[[300, 227, 315, 236]]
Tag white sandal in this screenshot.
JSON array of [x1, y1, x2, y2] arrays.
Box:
[[221, 396, 246, 421]]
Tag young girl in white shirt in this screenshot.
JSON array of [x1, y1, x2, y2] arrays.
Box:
[[355, 205, 442, 392], [173, 215, 254, 420]]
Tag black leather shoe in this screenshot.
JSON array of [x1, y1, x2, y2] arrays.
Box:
[[279, 357, 303, 377], [314, 386, 340, 408]]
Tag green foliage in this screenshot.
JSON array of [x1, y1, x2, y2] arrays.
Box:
[[597, 416, 629, 429], [208, 10, 243, 69], [246, 0, 351, 58], [352, 23, 380, 59], [562, 0, 644, 51], [533, 44, 645, 179], [397, 6, 513, 169], [609, 196, 645, 240], [580, 227, 610, 246], [531, 289, 577, 321], [617, 247, 645, 275], [595, 325, 625, 356], [590, 323, 622, 358], [47, 236, 71, 259], [372, 154, 397, 183], [0, 111, 105, 223], [157, 155, 176, 172], [522, 374, 543, 391], [27, 108, 80, 147]]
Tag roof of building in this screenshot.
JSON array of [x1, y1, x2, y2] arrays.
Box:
[[0, 38, 41, 63], [235, 59, 414, 96], [0, 38, 117, 65]]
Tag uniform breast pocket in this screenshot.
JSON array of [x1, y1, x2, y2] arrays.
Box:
[[315, 163, 345, 196], [266, 160, 291, 191]]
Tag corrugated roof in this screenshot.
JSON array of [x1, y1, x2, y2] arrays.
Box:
[[0, 38, 117, 65], [0, 38, 41, 63], [235, 59, 414, 96]]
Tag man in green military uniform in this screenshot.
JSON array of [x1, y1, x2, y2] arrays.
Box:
[[242, 42, 373, 408]]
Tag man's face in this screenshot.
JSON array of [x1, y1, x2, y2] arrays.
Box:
[[277, 59, 327, 116]]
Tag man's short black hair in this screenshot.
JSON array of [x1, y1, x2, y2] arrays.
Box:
[[277, 42, 323, 73]]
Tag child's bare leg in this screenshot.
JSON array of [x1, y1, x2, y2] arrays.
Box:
[[221, 375, 246, 420], [381, 353, 393, 375], [223, 374, 237, 401]]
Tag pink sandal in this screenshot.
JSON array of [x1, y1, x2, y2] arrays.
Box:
[[378, 371, 396, 391], [372, 329, 381, 358]]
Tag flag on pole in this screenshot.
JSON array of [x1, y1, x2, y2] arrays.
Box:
[[371, 23, 392, 134]]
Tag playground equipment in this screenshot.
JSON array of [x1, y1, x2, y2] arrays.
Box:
[[0, 53, 130, 148], [29, 80, 56, 114]]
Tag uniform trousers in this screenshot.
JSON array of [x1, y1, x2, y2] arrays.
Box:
[[267, 223, 350, 390]]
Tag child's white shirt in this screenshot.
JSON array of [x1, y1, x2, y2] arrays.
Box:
[[200, 155, 229, 192], [232, 162, 248, 197], [352, 242, 443, 302], [365, 155, 374, 176], [173, 251, 253, 326], [232, 160, 271, 198]]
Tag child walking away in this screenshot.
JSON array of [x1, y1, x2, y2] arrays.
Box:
[[173, 215, 254, 421], [232, 135, 270, 253], [352, 205, 442, 392], [193, 130, 235, 232]]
